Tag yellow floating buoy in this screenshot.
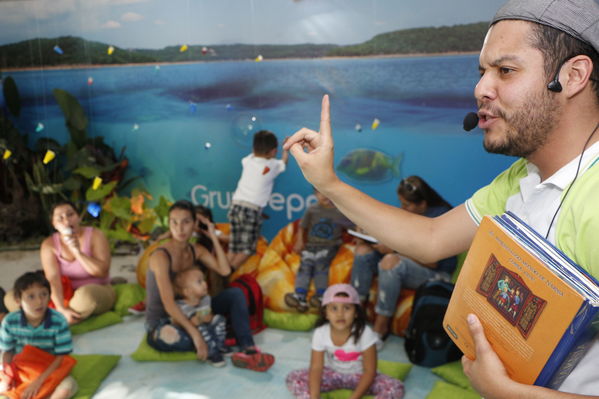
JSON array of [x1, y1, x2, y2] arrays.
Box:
[[43, 150, 56, 164], [92, 176, 103, 190], [371, 118, 380, 130]]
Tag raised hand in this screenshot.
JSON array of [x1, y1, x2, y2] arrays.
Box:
[[197, 214, 216, 237], [61, 229, 81, 255], [284, 95, 338, 190]]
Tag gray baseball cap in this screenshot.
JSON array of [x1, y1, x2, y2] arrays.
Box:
[[492, 0, 599, 54]]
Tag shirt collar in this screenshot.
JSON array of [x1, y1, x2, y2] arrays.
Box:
[[19, 308, 53, 328], [526, 140, 599, 191]]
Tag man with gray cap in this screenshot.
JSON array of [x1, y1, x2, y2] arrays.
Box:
[[284, 0, 599, 397]]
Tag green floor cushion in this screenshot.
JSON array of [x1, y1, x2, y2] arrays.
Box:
[[69, 283, 145, 335], [426, 380, 480, 399], [264, 308, 318, 331], [376, 359, 412, 380], [71, 354, 121, 399], [112, 283, 146, 316], [131, 334, 197, 362], [431, 361, 474, 391], [321, 359, 412, 399], [70, 311, 123, 335]]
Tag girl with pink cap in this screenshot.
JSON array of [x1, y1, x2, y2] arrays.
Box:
[[286, 283, 404, 398]]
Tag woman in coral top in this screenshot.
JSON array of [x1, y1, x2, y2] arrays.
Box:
[[37, 201, 116, 324]]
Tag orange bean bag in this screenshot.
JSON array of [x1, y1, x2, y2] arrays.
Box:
[[256, 220, 354, 314], [217, 223, 268, 281], [256, 220, 414, 336]]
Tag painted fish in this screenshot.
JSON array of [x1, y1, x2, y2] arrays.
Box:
[[336, 149, 401, 183]]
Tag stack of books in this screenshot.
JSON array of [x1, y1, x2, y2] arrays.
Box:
[[444, 212, 599, 389]]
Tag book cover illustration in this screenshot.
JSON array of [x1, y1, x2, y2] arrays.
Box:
[[477, 254, 546, 338], [443, 216, 594, 386]]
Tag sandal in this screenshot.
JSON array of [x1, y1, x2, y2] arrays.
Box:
[[231, 348, 275, 372], [284, 293, 308, 313]]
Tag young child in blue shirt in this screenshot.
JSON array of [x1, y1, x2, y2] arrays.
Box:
[[285, 189, 352, 312], [0, 271, 77, 399], [172, 267, 229, 367]]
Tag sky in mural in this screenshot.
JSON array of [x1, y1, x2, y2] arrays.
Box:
[[0, 0, 503, 48]]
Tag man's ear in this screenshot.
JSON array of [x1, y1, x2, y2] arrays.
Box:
[[564, 55, 594, 98]]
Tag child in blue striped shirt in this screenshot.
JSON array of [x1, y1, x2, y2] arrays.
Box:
[[0, 271, 77, 399]]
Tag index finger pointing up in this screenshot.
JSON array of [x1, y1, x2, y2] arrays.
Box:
[[320, 94, 332, 142]]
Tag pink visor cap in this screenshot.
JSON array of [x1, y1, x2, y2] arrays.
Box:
[[322, 284, 360, 306]]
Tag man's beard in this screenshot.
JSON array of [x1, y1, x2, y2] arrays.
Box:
[[483, 88, 560, 158]]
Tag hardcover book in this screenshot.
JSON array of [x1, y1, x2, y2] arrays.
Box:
[[443, 213, 599, 389]]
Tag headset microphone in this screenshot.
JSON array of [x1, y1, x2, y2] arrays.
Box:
[[463, 112, 479, 131]]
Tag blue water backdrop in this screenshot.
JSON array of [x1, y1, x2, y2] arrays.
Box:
[[9, 54, 515, 239]]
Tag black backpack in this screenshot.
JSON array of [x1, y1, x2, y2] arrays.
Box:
[[404, 279, 463, 367]]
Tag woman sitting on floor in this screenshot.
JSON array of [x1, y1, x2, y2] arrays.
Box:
[[4, 201, 116, 325], [145, 199, 274, 371], [155, 204, 230, 295], [350, 176, 457, 340]]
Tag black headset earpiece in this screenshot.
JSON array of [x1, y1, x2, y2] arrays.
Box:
[[547, 74, 563, 92], [547, 58, 569, 93]]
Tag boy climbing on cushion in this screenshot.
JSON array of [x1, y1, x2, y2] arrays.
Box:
[[228, 130, 289, 269], [0, 271, 77, 399]]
